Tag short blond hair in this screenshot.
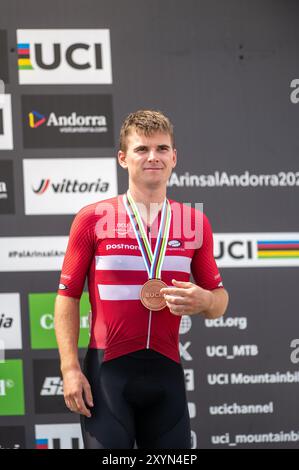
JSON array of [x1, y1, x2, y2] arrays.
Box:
[[119, 109, 175, 152]]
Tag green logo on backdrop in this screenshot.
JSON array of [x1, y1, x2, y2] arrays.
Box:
[[0, 360, 25, 416], [29, 292, 90, 349]]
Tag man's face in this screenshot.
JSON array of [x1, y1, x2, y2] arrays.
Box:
[[118, 130, 177, 190]]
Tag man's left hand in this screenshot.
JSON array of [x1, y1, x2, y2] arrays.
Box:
[[160, 279, 213, 316]]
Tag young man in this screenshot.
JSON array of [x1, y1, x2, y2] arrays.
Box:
[[54, 110, 229, 449]]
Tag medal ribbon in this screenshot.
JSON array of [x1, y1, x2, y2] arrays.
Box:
[[123, 191, 171, 279]]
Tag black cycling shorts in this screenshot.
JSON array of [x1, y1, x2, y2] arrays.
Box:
[[80, 348, 191, 449]]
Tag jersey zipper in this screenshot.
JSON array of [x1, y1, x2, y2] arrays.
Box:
[[146, 227, 152, 349]]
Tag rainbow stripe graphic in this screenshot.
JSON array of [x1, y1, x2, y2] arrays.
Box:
[[257, 240, 299, 258], [18, 43, 33, 70], [36, 438, 48, 449]]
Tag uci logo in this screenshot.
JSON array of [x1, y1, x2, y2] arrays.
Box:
[[17, 29, 112, 84], [24, 43, 103, 71], [115, 222, 133, 236], [215, 240, 253, 260]]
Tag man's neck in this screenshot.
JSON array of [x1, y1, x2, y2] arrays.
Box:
[[128, 184, 166, 208], [127, 184, 166, 226]]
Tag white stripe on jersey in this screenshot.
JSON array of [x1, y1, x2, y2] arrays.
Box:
[[95, 255, 191, 273], [98, 284, 141, 300]]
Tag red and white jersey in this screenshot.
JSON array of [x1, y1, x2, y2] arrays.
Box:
[[58, 194, 223, 363]]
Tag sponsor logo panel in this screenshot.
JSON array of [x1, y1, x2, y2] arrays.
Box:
[[0, 426, 26, 449], [17, 29, 112, 84], [214, 233, 299, 267], [0, 30, 9, 83], [206, 344, 258, 359], [35, 423, 83, 449], [0, 160, 15, 214], [0, 236, 67, 271], [211, 430, 299, 447], [22, 94, 114, 148], [168, 170, 299, 188], [33, 359, 67, 414], [0, 94, 13, 149], [29, 292, 90, 349], [0, 293, 22, 350], [205, 316, 248, 330], [209, 401, 274, 416], [0, 359, 25, 416], [207, 370, 299, 386], [23, 158, 117, 214]]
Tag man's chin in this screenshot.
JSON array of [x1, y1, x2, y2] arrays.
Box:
[[132, 175, 168, 190], [144, 177, 166, 187]]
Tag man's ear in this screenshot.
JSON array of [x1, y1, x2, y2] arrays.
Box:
[[118, 150, 128, 169], [172, 148, 177, 168]]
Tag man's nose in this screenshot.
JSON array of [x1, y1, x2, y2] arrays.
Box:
[[148, 150, 158, 161]]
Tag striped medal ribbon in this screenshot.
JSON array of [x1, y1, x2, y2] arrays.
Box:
[[123, 191, 172, 310]]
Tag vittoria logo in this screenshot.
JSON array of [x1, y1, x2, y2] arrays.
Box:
[[32, 178, 109, 194], [32, 179, 50, 194], [23, 159, 117, 215], [17, 29, 112, 84]]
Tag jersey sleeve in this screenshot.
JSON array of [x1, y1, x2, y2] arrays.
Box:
[[57, 205, 97, 299], [191, 212, 223, 291]]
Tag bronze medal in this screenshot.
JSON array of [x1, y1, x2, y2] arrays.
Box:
[[140, 279, 168, 311], [124, 192, 172, 312]]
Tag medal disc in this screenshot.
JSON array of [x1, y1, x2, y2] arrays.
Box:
[[140, 279, 168, 311]]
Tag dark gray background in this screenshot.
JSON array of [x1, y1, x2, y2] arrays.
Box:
[[0, 0, 298, 449]]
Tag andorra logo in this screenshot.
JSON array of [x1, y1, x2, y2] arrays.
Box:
[[28, 110, 46, 128]]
